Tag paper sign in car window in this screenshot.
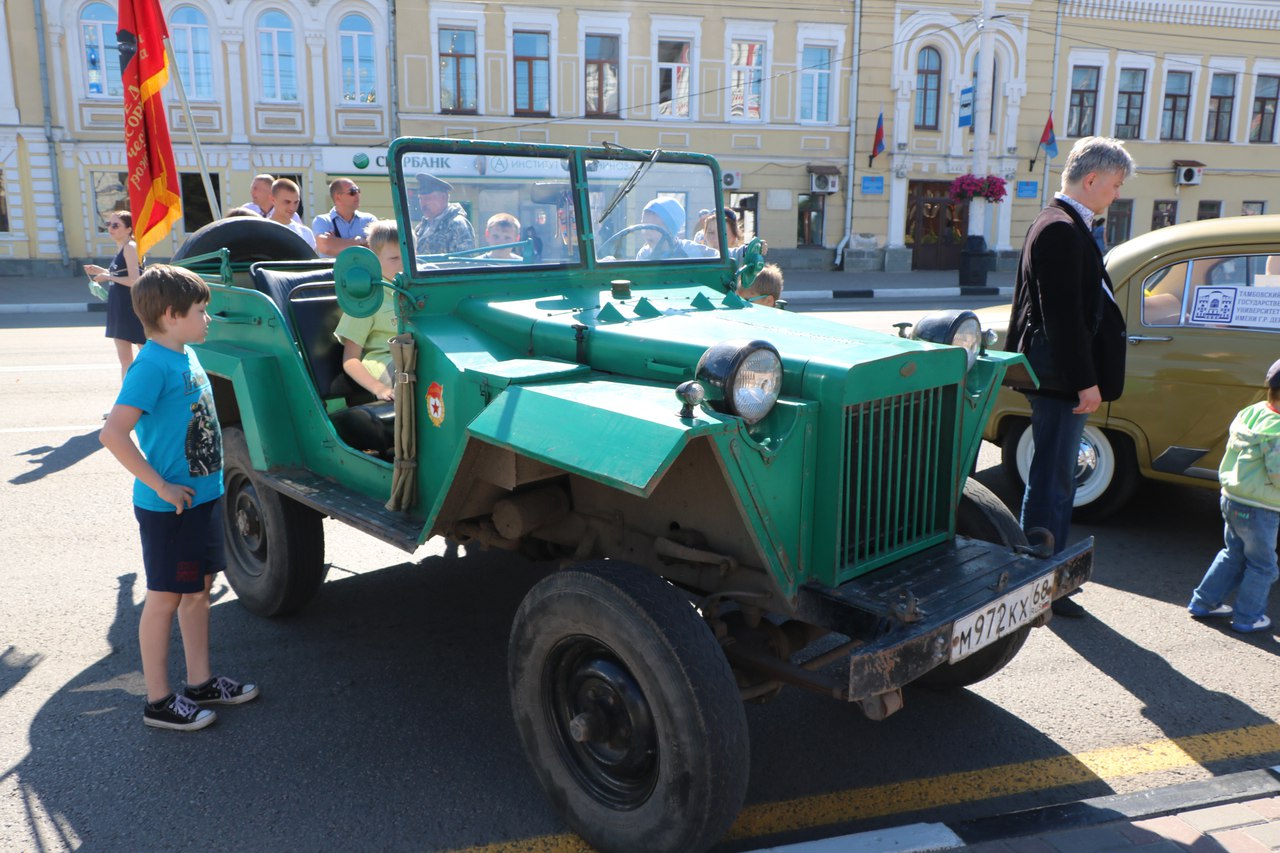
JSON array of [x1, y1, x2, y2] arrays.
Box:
[[1191, 285, 1280, 329]]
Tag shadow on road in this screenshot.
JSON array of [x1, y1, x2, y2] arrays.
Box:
[[10, 431, 103, 485], [7, 550, 562, 850], [0, 646, 43, 704]]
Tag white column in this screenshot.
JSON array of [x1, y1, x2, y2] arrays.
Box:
[[0, 0, 21, 123], [224, 30, 248, 143], [887, 91, 912, 249], [47, 26, 69, 132], [969, 0, 996, 242], [307, 35, 329, 145]]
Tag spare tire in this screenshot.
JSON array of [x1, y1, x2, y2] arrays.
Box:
[[172, 217, 317, 265]]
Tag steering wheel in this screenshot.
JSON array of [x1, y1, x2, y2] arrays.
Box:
[[599, 223, 678, 260]]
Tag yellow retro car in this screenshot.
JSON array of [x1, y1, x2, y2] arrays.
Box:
[[984, 213, 1280, 518]]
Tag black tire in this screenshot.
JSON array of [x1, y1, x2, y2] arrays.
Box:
[[508, 561, 748, 853], [221, 426, 326, 616], [172, 217, 317, 265], [1001, 418, 1141, 521], [916, 478, 1031, 689]]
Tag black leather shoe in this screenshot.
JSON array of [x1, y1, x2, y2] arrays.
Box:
[[1052, 595, 1086, 618]]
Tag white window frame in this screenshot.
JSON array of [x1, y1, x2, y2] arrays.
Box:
[[578, 11, 630, 119], [796, 23, 843, 126], [504, 7, 559, 117], [80, 2, 122, 99], [336, 11, 378, 106], [430, 2, 486, 115], [256, 9, 301, 103], [1158, 56, 1200, 142], [1064, 49, 1109, 139], [1248, 59, 1280, 144], [1205, 57, 1246, 144], [724, 19, 774, 124], [1110, 53, 1154, 140], [651, 15, 700, 121], [169, 5, 215, 101]]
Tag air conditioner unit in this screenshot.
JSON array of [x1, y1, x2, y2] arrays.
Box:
[[810, 173, 839, 193], [1175, 165, 1203, 186], [722, 171, 743, 190]]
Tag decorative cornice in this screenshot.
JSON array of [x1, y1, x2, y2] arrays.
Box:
[[1064, 0, 1280, 30]]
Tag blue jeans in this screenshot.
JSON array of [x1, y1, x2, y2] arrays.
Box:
[[1190, 496, 1279, 624], [1020, 395, 1089, 555]]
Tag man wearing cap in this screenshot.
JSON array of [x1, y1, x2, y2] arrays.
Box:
[[412, 174, 475, 255], [313, 178, 377, 258]]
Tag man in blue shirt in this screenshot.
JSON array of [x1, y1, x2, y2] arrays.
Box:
[[313, 178, 378, 258]]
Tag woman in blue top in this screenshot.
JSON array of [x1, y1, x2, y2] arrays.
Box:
[[84, 211, 146, 380]]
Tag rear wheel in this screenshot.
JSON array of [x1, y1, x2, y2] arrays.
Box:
[[1004, 419, 1140, 520], [221, 427, 326, 616], [508, 561, 748, 853], [916, 478, 1031, 689]]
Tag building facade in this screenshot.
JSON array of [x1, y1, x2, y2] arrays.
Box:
[[2, 0, 1280, 275]]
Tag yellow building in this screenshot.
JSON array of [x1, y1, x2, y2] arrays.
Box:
[[1, 0, 394, 274], [3, 0, 1280, 275], [854, 0, 1280, 272]]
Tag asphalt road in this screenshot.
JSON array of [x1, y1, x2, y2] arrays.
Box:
[[1, 309, 1278, 852]]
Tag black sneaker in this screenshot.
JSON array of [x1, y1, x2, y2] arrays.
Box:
[[144, 693, 217, 731], [183, 675, 260, 706]]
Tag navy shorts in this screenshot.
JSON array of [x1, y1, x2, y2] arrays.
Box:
[[135, 497, 226, 593]]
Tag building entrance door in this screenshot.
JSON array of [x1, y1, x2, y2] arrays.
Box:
[[906, 181, 967, 270]]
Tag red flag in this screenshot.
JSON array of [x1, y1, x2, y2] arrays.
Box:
[[118, 0, 181, 257], [1038, 113, 1059, 158], [869, 109, 886, 168]]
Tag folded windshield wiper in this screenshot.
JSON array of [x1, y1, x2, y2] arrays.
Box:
[[598, 146, 662, 225]]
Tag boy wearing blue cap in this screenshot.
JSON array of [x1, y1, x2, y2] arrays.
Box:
[[1188, 357, 1280, 634]]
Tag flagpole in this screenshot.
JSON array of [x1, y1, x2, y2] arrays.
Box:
[[163, 37, 220, 220], [1042, 0, 1064, 207]]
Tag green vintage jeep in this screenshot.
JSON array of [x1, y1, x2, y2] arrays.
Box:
[[178, 138, 1091, 853]]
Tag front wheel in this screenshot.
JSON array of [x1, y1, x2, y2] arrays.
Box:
[[916, 478, 1031, 690], [1003, 418, 1140, 520], [221, 427, 327, 616], [508, 562, 748, 853]]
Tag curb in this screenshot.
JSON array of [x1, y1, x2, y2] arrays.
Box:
[[757, 766, 1280, 852], [784, 286, 1014, 302], [0, 302, 105, 315], [0, 288, 1013, 315]]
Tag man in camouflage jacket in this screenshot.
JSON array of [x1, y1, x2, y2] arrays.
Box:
[[412, 174, 476, 256]]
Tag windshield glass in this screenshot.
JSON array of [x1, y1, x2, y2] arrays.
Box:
[[399, 150, 581, 276], [586, 158, 722, 264]]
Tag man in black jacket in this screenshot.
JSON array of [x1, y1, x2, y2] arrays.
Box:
[[1008, 136, 1135, 617]]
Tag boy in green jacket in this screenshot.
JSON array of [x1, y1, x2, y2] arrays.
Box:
[[1188, 359, 1280, 634]]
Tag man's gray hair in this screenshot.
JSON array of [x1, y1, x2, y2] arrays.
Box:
[[1062, 137, 1135, 186]]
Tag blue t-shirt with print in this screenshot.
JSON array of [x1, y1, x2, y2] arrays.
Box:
[[115, 341, 224, 512]]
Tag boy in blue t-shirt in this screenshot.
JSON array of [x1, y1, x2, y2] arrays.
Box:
[[100, 265, 259, 731]]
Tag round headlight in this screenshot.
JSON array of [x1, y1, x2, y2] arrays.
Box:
[[695, 339, 783, 425], [910, 309, 982, 370]]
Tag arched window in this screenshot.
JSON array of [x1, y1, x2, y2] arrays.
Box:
[[339, 13, 376, 103], [81, 2, 121, 97], [915, 46, 941, 129], [258, 10, 298, 101], [170, 7, 213, 99]]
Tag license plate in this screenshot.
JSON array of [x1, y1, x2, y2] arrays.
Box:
[[949, 573, 1055, 663]]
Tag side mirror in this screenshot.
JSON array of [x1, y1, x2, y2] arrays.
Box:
[[334, 246, 384, 318], [735, 237, 766, 292]]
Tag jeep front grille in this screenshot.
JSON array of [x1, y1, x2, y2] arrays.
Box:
[[839, 387, 955, 573]]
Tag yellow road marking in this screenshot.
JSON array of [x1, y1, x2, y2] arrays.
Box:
[[450, 723, 1280, 852]]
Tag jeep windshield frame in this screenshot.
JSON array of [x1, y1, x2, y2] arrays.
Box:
[[388, 137, 732, 285]]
